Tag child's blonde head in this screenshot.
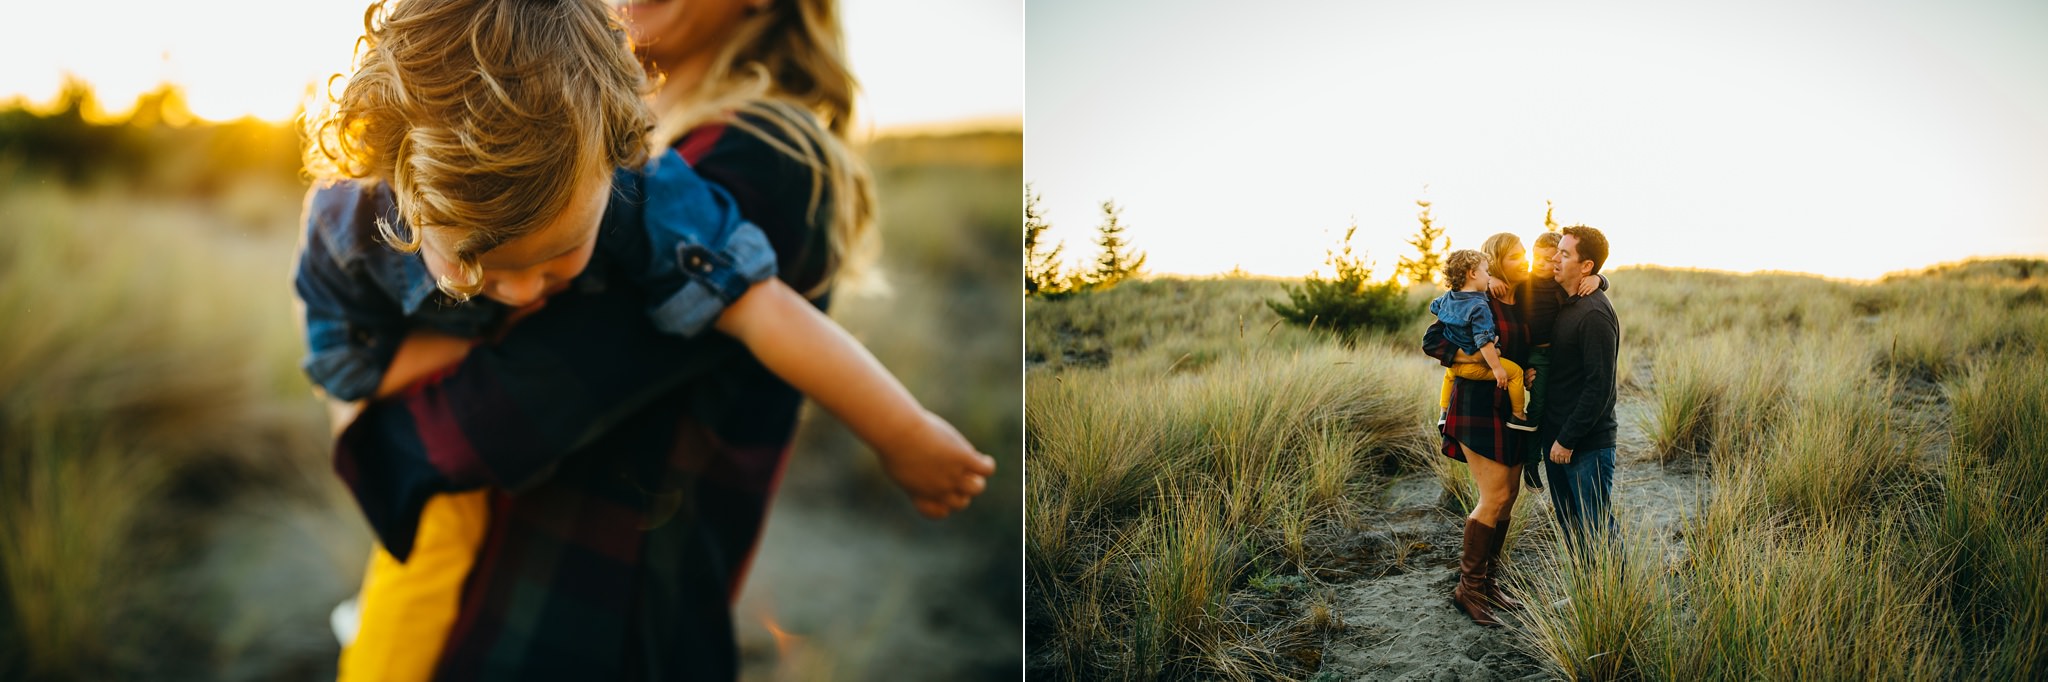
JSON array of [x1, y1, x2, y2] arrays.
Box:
[[1532, 231, 1561, 274], [1443, 249, 1488, 290], [304, 0, 653, 300], [645, 0, 877, 296]]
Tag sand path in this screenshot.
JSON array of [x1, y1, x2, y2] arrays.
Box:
[[1310, 356, 1709, 681]]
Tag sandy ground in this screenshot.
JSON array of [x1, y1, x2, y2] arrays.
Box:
[[732, 447, 1021, 681], [1308, 357, 1710, 681]]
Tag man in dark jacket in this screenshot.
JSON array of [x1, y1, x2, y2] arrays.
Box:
[[1539, 225, 1621, 555]]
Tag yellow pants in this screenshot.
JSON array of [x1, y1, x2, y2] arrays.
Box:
[[337, 489, 491, 682], [1439, 358, 1527, 417]]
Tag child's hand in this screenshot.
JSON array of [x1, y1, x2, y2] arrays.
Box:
[[1492, 366, 1510, 389], [1487, 275, 1511, 300], [876, 410, 997, 519], [1573, 274, 1601, 297], [1525, 367, 1537, 386]]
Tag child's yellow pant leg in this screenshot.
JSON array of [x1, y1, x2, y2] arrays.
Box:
[[338, 489, 490, 682], [1502, 358, 1526, 415], [1439, 368, 1455, 412], [1448, 358, 1527, 416]]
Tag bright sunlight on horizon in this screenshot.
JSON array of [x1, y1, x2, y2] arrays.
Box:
[[1027, 0, 2048, 281], [0, 0, 1019, 132]]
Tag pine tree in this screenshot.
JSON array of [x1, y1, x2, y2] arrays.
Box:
[[1090, 200, 1146, 288], [1024, 184, 1068, 296], [1268, 219, 1416, 338], [1395, 198, 1450, 286], [1543, 200, 1559, 233]]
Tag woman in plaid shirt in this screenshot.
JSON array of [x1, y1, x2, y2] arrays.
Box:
[[316, 0, 987, 678], [1425, 232, 1599, 628]]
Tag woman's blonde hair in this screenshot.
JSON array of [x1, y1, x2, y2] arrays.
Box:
[[1480, 233, 1525, 283], [645, 0, 878, 296], [304, 0, 653, 300]]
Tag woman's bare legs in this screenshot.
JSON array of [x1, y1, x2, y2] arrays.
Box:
[[1454, 445, 1524, 624], [1464, 445, 1521, 526]]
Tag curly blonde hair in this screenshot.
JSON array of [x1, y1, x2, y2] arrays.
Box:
[[1443, 249, 1489, 290], [645, 0, 878, 296], [303, 0, 653, 300]]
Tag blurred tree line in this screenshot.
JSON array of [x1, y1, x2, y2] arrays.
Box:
[[0, 78, 305, 197], [1022, 183, 1147, 298]]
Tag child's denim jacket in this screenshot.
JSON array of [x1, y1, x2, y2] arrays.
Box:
[[1429, 289, 1498, 355], [293, 149, 775, 401]]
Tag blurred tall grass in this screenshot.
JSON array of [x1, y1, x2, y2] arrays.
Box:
[[759, 129, 1026, 678], [0, 155, 340, 678], [0, 88, 1023, 679]]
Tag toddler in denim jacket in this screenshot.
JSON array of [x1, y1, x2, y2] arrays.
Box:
[[1430, 249, 1536, 432]]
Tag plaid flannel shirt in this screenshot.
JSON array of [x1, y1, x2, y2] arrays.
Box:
[[1423, 282, 1531, 465]]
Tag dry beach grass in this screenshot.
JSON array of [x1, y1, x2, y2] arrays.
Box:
[[1026, 262, 2048, 680]]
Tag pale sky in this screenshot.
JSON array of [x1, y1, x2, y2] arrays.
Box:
[[0, 0, 1020, 131], [1027, 0, 2048, 280]]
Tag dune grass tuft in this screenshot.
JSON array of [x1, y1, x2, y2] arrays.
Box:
[[1515, 263, 2048, 682]]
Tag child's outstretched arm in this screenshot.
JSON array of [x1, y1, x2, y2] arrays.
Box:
[[714, 278, 996, 519]]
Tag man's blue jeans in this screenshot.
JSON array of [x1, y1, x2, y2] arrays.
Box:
[[1545, 446, 1618, 556]]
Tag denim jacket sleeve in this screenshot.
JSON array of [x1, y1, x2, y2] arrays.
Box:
[[1469, 300, 1500, 349], [602, 149, 778, 338], [294, 181, 407, 402]]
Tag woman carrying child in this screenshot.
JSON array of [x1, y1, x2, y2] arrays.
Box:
[[1424, 232, 1599, 627], [311, 0, 985, 678]]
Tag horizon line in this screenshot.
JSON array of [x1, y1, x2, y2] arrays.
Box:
[[1128, 255, 2048, 284]]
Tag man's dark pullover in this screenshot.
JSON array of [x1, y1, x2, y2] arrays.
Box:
[[1539, 288, 1619, 452]]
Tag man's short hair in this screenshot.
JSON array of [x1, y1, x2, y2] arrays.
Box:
[[1560, 225, 1608, 275]]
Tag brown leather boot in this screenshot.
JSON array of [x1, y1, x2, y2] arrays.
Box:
[[1451, 518, 1500, 627], [1486, 512, 1524, 610]]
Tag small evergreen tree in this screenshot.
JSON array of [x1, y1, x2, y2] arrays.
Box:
[[1268, 219, 1416, 338], [1089, 200, 1146, 288], [1394, 198, 1449, 286], [1024, 184, 1068, 296], [1543, 200, 1559, 233]]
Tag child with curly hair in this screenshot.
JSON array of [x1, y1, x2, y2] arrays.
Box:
[[1431, 249, 1536, 432], [294, 0, 993, 676]]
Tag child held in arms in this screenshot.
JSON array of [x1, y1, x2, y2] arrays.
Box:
[[1487, 231, 1606, 488], [293, 0, 993, 675], [1432, 249, 1537, 432]]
